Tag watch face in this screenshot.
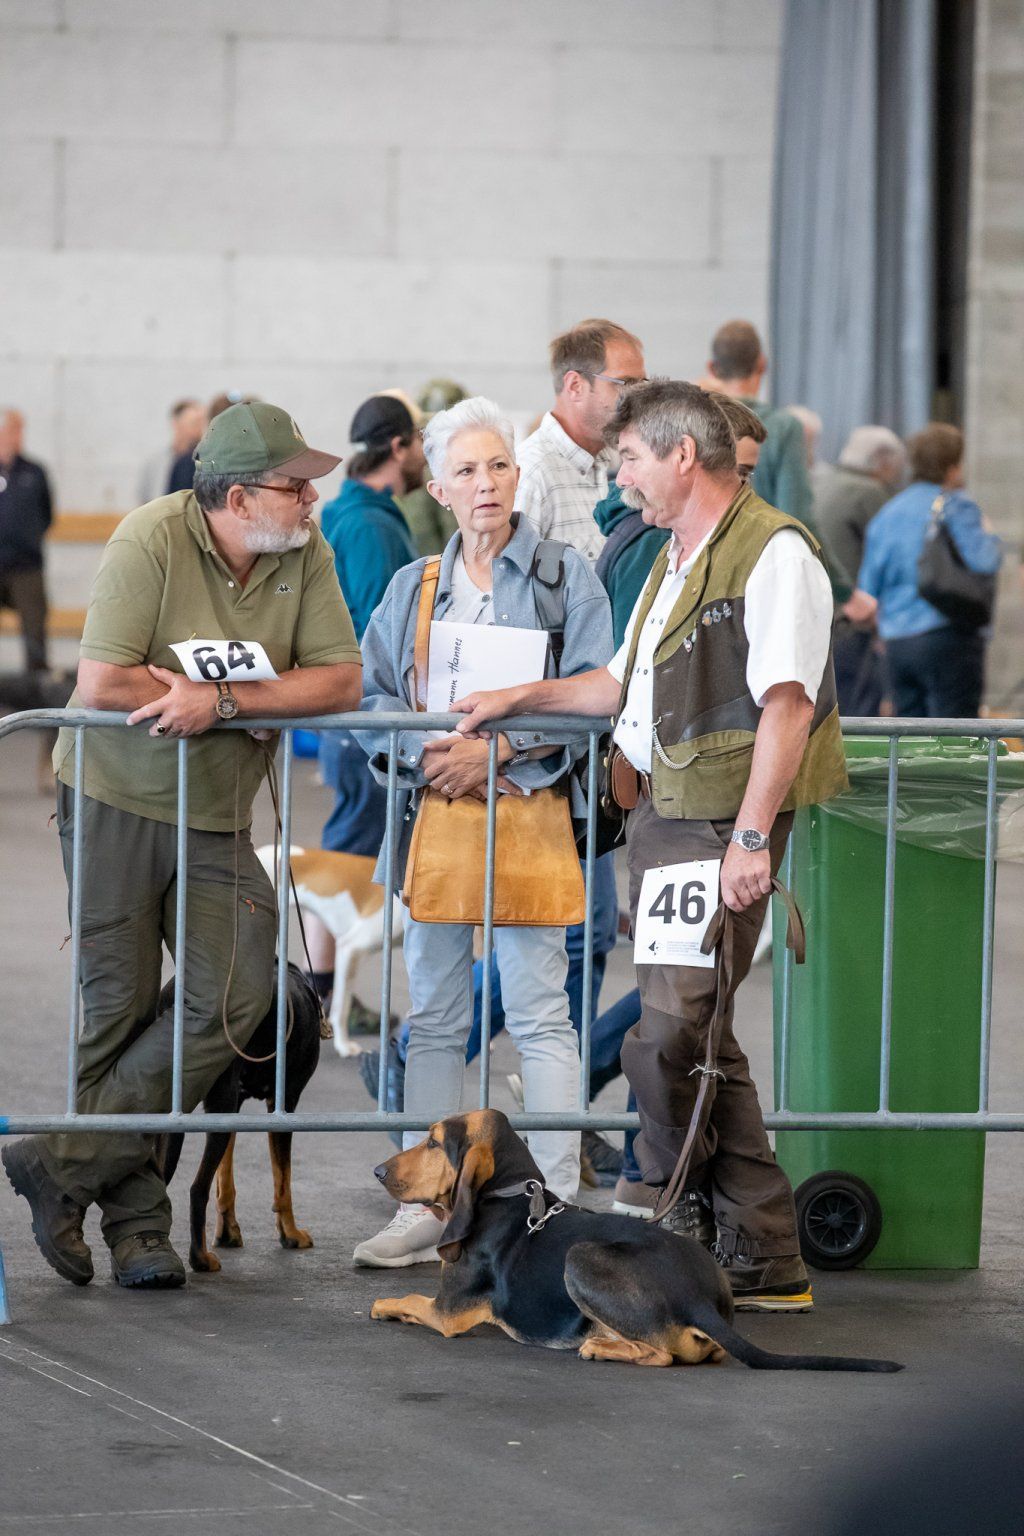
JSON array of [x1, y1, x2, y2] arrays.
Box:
[[216, 693, 239, 720], [741, 829, 767, 851]]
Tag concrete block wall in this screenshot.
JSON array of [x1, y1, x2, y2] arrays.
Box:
[[0, 0, 781, 522], [966, 0, 1024, 706]]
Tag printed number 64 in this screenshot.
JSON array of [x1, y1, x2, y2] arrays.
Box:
[[191, 645, 227, 681]]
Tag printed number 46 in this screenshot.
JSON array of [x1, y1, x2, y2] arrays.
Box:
[[191, 641, 257, 682], [649, 880, 706, 926]]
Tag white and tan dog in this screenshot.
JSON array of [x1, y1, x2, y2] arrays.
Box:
[[256, 845, 405, 1058]]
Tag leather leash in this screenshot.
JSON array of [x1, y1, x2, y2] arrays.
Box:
[[650, 876, 805, 1224], [219, 740, 330, 1066]]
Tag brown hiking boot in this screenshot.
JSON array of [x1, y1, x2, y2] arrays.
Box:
[[109, 1232, 186, 1289], [659, 1191, 716, 1250], [2, 1140, 93, 1286], [724, 1252, 813, 1312]]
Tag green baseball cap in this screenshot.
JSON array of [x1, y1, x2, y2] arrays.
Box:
[[194, 401, 341, 480], [418, 377, 468, 417]]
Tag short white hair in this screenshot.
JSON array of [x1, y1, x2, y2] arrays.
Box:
[[422, 395, 517, 482], [839, 425, 905, 474], [785, 404, 823, 443]]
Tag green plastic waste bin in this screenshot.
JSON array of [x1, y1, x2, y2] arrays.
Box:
[[771, 736, 1023, 1271]]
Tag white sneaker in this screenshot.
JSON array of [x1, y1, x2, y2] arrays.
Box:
[[352, 1205, 444, 1268]]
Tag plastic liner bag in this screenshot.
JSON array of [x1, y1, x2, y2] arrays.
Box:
[[818, 736, 1024, 862]]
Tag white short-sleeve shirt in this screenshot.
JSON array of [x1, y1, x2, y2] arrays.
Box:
[[608, 528, 833, 773]]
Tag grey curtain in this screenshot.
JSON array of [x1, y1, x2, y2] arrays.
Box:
[[770, 0, 936, 460]]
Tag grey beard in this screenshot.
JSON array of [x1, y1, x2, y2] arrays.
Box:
[[242, 508, 311, 554], [620, 486, 647, 512]]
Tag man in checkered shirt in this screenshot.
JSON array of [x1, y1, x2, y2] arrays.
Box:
[[516, 318, 646, 563]]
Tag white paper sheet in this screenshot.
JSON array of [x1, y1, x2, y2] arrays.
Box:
[[425, 622, 549, 714], [169, 638, 278, 683], [633, 859, 720, 967]]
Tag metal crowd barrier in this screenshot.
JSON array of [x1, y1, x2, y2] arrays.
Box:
[[0, 709, 1022, 1147]]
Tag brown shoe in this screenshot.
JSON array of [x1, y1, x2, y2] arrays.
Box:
[[580, 1130, 621, 1189], [611, 1177, 659, 1220], [725, 1252, 813, 1312], [109, 1232, 186, 1290], [2, 1140, 93, 1286]]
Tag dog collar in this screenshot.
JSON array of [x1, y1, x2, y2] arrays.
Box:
[[488, 1177, 567, 1235]]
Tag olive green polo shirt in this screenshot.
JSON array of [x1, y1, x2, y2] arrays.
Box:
[[55, 491, 361, 831]]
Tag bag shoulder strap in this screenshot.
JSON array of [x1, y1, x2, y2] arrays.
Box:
[[413, 557, 442, 712], [530, 537, 568, 670]]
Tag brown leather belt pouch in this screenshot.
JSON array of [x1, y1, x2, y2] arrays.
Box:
[[609, 745, 641, 811]]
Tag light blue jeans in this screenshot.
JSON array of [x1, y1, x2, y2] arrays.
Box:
[[401, 916, 581, 1199]]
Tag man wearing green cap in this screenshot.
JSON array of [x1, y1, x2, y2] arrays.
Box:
[[2, 403, 362, 1292]]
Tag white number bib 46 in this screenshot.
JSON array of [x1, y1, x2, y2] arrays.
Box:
[[633, 859, 720, 968], [169, 639, 278, 684]]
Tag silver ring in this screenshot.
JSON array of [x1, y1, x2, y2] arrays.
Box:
[[155, 724, 167, 735], [442, 783, 453, 794]]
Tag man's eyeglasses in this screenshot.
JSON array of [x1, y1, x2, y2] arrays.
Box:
[[594, 372, 648, 390], [247, 479, 310, 502]]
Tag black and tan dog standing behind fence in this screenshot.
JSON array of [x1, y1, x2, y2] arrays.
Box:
[[370, 1110, 903, 1373], [158, 963, 321, 1273]]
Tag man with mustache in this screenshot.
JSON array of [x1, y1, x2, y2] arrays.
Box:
[[455, 381, 845, 1312]]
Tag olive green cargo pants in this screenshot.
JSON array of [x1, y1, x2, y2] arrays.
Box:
[[35, 786, 276, 1246]]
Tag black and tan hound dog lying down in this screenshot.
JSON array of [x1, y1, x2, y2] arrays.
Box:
[[158, 964, 321, 1273], [371, 1110, 902, 1373]]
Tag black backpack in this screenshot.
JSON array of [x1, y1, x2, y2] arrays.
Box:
[[529, 538, 623, 854], [529, 538, 569, 671]]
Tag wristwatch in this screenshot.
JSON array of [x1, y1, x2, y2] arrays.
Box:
[[215, 682, 239, 721], [730, 827, 769, 853]]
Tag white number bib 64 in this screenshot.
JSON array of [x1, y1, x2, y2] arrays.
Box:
[[169, 638, 278, 684], [633, 859, 720, 968]]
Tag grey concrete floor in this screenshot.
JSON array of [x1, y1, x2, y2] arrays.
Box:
[[1, 729, 1022, 1536]]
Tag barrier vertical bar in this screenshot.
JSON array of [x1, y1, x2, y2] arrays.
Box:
[[776, 838, 795, 1114], [979, 736, 998, 1112], [878, 733, 899, 1113], [478, 734, 499, 1109], [377, 731, 400, 1112], [578, 733, 599, 1109], [170, 738, 188, 1116], [0, 1246, 10, 1325], [273, 730, 294, 1114], [65, 730, 85, 1116]]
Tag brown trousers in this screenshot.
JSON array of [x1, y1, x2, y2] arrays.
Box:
[[621, 799, 798, 1258], [0, 566, 48, 672]]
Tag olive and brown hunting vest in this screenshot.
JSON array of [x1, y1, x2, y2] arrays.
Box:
[[617, 484, 848, 821]]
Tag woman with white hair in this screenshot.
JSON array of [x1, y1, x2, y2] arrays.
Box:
[[353, 396, 613, 1267]]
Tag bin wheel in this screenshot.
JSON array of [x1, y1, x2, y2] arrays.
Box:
[[795, 1172, 882, 1271]]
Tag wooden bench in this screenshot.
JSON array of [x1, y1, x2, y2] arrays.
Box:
[[0, 513, 122, 639]]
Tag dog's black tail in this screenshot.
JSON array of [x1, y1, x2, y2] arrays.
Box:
[[692, 1303, 903, 1373]]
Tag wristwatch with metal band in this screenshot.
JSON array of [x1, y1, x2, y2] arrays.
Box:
[[730, 827, 769, 853], [215, 681, 239, 721]]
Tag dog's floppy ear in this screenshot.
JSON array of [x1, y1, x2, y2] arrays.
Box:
[[436, 1141, 495, 1264]]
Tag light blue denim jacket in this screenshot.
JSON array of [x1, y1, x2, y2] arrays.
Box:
[[357, 515, 613, 884], [858, 482, 1004, 640]]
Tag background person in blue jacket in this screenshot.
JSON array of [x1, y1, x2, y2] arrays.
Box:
[[858, 423, 1003, 718], [305, 395, 424, 1005]]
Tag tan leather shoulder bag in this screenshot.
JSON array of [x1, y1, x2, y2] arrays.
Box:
[[401, 558, 585, 926]]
